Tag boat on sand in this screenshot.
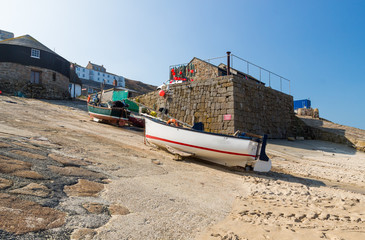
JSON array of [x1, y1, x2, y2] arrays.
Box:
[[88, 102, 129, 126], [144, 116, 271, 172], [87, 87, 145, 128]]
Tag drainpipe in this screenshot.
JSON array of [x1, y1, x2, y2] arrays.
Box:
[[226, 51, 231, 75]]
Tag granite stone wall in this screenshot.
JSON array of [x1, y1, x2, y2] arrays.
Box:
[[0, 62, 70, 99], [232, 75, 294, 138], [137, 75, 295, 138], [189, 58, 221, 81]]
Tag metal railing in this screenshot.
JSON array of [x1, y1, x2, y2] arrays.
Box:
[[231, 54, 290, 94], [204, 55, 291, 94], [169, 54, 291, 95]]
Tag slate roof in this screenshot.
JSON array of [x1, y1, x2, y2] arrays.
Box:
[[70, 70, 82, 85], [218, 63, 265, 85], [88, 62, 103, 69], [80, 78, 113, 90], [0, 35, 56, 54], [86, 61, 106, 72]]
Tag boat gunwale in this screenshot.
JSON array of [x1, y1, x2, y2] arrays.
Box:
[[87, 103, 126, 111], [89, 112, 129, 121]]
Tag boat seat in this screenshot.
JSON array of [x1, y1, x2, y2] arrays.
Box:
[[192, 122, 204, 131], [238, 133, 252, 140]]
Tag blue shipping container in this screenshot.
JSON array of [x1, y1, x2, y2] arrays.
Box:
[[294, 99, 311, 110]]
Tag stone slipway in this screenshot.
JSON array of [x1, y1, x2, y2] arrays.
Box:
[[0, 95, 364, 240], [298, 116, 365, 152]]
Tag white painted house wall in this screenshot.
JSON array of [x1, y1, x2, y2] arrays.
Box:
[[69, 83, 82, 98], [75, 65, 125, 87]]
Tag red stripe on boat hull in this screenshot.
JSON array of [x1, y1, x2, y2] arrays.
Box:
[[145, 135, 256, 158]]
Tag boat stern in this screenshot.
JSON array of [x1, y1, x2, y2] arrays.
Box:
[[253, 158, 272, 172], [253, 134, 271, 172]]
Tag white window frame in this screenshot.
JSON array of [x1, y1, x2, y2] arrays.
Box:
[[31, 49, 40, 59]]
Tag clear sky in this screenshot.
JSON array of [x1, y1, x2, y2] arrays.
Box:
[[2, 0, 364, 129]]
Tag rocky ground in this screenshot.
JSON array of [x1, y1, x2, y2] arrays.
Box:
[[0, 95, 364, 240]]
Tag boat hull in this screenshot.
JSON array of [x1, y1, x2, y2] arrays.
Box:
[[128, 114, 145, 128], [88, 104, 128, 126], [144, 117, 271, 171]]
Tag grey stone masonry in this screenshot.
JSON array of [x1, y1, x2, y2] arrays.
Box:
[[137, 75, 294, 138], [232, 75, 294, 138], [0, 62, 70, 99]]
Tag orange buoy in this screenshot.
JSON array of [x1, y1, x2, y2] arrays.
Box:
[[166, 119, 179, 127], [159, 90, 165, 97]]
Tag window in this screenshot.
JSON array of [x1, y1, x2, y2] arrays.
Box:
[[83, 68, 85, 72], [83, 74, 85, 77], [30, 70, 41, 84], [31, 49, 40, 59], [52, 72, 56, 81]]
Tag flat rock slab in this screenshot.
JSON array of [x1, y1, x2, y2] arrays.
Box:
[[70, 228, 96, 240], [11, 170, 44, 179], [0, 156, 32, 174], [10, 183, 50, 197], [12, 142, 40, 150], [64, 179, 104, 197], [108, 204, 130, 216], [356, 139, 365, 151], [82, 203, 106, 214], [48, 166, 105, 179], [0, 142, 11, 148], [48, 153, 89, 166], [0, 193, 66, 235], [0, 177, 13, 190], [11, 150, 47, 160]]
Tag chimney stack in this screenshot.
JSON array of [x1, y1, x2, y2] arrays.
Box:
[[226, 51, 231, 75]]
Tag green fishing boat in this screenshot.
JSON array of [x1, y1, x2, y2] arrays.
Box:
[[87, 87, 144, 127]]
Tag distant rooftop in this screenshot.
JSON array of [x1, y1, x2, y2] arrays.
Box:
[[0, 30, 14, 41], [86, 61, 106, 72]]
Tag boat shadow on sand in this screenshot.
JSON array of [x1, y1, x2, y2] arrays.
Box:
[[183, 157, 326, 188]]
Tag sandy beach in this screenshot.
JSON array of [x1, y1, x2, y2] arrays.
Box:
[[0, 95, 364, 239]]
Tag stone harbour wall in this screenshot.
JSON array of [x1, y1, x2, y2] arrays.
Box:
[[137, 76, 235, 135], [232, 75, 294, 138], [0, 62, 70, 99], [137, 75, 295, 138]]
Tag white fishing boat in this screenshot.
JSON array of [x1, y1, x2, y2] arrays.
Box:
[[144, 117, 271, 172]]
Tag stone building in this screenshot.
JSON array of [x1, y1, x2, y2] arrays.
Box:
[[138, 57, 295, 138], [0, 35, 73, 99]]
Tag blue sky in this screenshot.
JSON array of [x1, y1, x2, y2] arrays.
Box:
[[2, 0, 364, 129]]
